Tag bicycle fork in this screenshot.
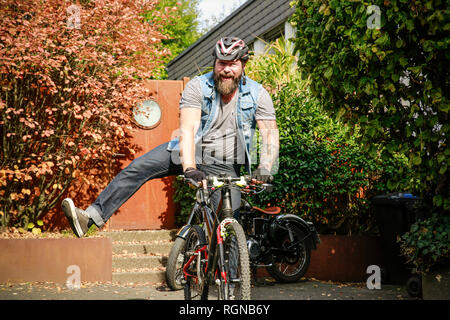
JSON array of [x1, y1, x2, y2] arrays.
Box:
[[205, 187, 238, 299], [216, 224, 229, 299]]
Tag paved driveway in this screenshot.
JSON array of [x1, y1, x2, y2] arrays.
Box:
[[0, 278, 414, 301]]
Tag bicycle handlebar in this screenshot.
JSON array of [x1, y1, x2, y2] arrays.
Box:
[[180, 175, 273, 193]]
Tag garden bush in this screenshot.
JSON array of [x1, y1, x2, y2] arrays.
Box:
[[399, 213, 450, 273], [246, 74, 407, 234], [291, 0, 449, 211], [247, 38, 412, 235], [0, 0, 175, 230]]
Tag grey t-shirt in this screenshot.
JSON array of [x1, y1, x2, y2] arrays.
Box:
[[179, 76, 276, 163]]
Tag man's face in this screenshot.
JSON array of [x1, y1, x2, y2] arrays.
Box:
[[213, 59, 243, 96]]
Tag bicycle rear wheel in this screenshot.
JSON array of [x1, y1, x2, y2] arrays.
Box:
[[206, 221, 251, 300], [183, 225, 207, 300]]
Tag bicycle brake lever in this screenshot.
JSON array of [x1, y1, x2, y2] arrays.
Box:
[[235, 176, 247, 187], [184, 177, 200, 188]]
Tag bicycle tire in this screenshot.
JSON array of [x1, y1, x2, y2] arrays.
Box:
[[165, 237, 186, 291], [167, 202, 203, 291], [205, 221, 251, 300], [183, 225, 207, 300], [266, 225, 311, 283]]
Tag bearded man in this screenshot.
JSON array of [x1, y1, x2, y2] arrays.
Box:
[[62, 37, 279, 238]]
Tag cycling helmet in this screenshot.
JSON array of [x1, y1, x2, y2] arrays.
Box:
[[213, 37, 250, 62]]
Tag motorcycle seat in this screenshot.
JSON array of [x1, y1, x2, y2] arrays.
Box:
[[252, 206, 281, 215]]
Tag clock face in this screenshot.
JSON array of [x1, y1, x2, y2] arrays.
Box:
[[132, 99, 162, 129]]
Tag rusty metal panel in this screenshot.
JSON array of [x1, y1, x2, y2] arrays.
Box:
[[254, 235, 385, 282], [107, 80, 184, 230], [305, 235, 385, 282], [0, 238, 112, 284]]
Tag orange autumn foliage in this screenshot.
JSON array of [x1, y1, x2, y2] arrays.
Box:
[[0, 0, 176, 229]]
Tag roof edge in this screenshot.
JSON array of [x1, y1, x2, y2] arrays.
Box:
[[166, 0, 256, 68]]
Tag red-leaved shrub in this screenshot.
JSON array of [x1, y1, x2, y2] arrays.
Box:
[[0, 0, 176, 229]]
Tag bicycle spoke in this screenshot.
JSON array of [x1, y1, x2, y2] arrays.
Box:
[[182, 225, 207, 300]]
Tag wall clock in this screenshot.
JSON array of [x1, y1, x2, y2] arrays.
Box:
[[132, 99, 162, 129]]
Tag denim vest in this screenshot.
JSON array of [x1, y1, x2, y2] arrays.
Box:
[[167, 71, 262, 173]]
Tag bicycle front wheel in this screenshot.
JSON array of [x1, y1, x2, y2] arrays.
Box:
[[207, 221, 251, 300]]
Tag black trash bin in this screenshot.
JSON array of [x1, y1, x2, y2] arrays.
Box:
[[371, 192, 427, 285]]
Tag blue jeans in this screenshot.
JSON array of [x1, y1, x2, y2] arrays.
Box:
[[86, 142, 242, 228]]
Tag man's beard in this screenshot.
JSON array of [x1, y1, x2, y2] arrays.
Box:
[[213, 70, 242, 96]]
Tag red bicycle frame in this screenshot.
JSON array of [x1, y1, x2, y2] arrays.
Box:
[[183, 245, 208, 282]]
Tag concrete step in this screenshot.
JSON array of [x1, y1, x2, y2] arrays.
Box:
[[100, 230, 177, 242], [99, 230, 177, 284], [112, 270, 166, 284], [112, 255, 168, 269], [111, 241, 173, 255]]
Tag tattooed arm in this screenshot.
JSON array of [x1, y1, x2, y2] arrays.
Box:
[[256, 119, 279, 173]]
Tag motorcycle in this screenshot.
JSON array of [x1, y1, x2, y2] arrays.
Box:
[[239, 183, 321, 283]]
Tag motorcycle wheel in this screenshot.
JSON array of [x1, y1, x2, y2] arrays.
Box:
[[165, 237, 186, 291], [266, 225, 311, 283]]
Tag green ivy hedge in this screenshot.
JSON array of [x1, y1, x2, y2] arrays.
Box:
[[291, 0, 449, 210], [247, 82, 409, 235]]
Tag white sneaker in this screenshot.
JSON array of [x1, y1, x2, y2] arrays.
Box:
[[62, 198, 90, 238]]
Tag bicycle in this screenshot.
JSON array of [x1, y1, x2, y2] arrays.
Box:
[[180, 174, 252, 300]]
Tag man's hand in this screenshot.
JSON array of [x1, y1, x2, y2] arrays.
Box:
[[184, 167, 206, 183], [252, 167, 273, 183]]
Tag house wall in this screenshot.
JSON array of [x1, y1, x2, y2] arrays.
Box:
[[166, 0, 296, 80]]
